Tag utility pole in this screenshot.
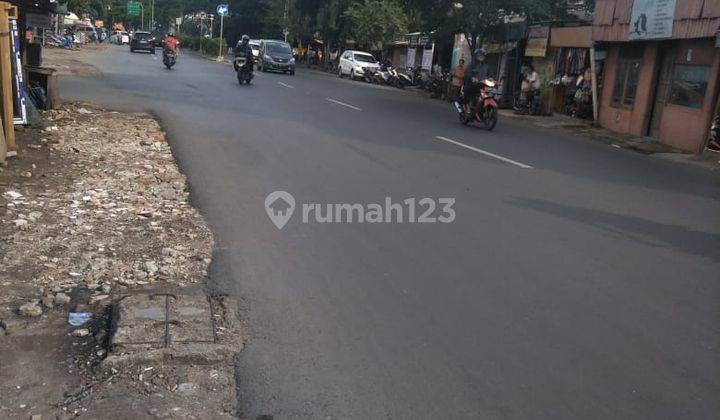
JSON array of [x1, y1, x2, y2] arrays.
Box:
[[0, 1, 16, 154], [283, 0, 289, 42], [209, 14, 214, 38], [216, 4, 228, 60], [150, 0, 154, 30], [217, 13, 224, 60], [139, 2, 144, 30]]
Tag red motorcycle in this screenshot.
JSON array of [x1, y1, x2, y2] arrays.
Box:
[[454, 78, 499, 130]]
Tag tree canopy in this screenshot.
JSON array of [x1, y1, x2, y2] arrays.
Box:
[[344, 0, 408, 50], [64, 0, 590, 55]]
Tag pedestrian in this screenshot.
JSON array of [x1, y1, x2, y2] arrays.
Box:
[[707, 117, 720, 150], [330, 48, 339, 71], [451, 59, 465, 101], [66, 27, 75, 47]]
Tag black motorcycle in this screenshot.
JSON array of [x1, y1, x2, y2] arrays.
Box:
[[514, 90, 540, 115], [163, 50, 176, 70], [234, 55, 254, 85]]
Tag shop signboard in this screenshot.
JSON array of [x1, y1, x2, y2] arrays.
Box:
[[525, 25, 549, 57], [628, 0, 677, 40]]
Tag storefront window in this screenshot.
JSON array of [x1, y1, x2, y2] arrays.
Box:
[[612, 48, 643, 107], [669, 64, 710, 108]]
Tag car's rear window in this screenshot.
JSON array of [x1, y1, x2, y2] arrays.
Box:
[[266, 42, 291, 54], [135, 33, 151, 40]]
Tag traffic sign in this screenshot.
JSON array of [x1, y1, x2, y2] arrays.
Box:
[[216, 3, 228, 16], [127, 1, 140, 16]]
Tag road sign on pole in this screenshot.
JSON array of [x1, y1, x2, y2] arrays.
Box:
[[216, 4, 228, 60], [127, 1, 140, 16]]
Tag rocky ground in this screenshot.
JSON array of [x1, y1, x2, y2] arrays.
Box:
[[0, 103, 241, 419]]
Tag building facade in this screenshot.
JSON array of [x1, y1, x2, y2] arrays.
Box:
[[593, 0, 720, 152]]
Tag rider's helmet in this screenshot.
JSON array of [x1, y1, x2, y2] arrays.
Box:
[[473, 48, 486, 62], [241, 34, 250, 44], [167, 29, 176, 37]]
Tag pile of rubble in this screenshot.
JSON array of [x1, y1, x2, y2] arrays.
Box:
[[0, 102, 213, 319]]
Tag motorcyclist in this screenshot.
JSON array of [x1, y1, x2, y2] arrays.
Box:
[[234, 35, 254, 68], [461, 48, 490, 110], [163, 31, 179, 63]]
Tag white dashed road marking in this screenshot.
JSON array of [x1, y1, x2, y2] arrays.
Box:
[[278, 82, 294, 89], [325, 98, 362, 111], [434, 136, 533, 169]]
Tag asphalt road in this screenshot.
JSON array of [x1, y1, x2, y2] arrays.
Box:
[[62, 45, 720, 420]]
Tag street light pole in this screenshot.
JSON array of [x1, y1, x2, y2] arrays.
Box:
[[150, 0, 154, 30], [217, 13, 224, 60]]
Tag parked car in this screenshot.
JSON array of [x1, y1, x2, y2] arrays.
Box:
[[338, 50, 380, 80], [256, 40, 295, 75], [113, 31, 130, 45], [130, 31, 155, 53]]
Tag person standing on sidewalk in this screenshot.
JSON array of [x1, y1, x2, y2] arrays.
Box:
[[451, 59, 465, 101]]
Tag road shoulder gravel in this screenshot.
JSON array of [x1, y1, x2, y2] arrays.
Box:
[[0, 102, 242, 419]]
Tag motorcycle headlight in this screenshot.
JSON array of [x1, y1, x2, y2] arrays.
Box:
[[289, 57, 295, 64]]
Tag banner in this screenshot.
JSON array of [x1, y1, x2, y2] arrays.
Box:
[[451, 33, 471, 70], [525, 25, 549, 57], [628, 0, 677, 40], [421, 43, 434, 70], [406, 47, 416, 68], [10, 20, 26, 125]]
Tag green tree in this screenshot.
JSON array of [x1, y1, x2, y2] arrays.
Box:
[[433, 0, 570, 51], [344, 0, 408, 50]]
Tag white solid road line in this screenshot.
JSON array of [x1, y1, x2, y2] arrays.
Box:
[[435, 136, 533, 169], [278, 82, 294, 89], [325, 98, 362, 111]]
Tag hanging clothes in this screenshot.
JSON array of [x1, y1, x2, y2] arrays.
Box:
[[555, 48, 589, 76]]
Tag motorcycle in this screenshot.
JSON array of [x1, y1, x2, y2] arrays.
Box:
[[386, 67, 402, 88], [514, 89, 540, 115], [362, 67, 376, 83], [234, 55, 254, 85], [396, 70, 412, 88], [373, 68, 390, 85], [427, 71, 449, 98], [163, 49, 177, 70], [454, 78, 499, 130]]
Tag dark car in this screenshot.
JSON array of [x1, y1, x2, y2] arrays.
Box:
[[257, 40, 295, 75], [149, 31, 164, 49], [130, 31, 155, 54]]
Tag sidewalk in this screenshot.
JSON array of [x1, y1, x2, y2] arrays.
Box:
[[501, 110, 720, 170], [0, 102, 241, 419]]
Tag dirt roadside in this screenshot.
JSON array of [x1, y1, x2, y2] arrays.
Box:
[[41, 44, 103, 77], [1, 47, 244, 419]]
